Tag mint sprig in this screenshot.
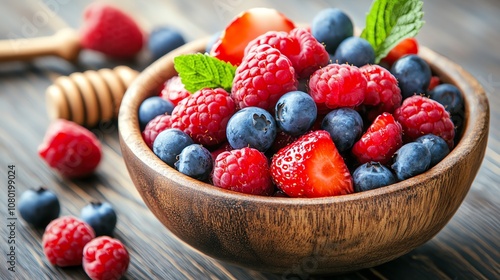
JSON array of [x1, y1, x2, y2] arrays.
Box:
[[360, 0, 424, 63], [173, 53, 236, 93]]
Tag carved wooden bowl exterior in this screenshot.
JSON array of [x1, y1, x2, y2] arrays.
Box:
[[118, 38, 489, 274]]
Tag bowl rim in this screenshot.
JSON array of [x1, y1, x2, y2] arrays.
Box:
[[118, 37, 490, 206]]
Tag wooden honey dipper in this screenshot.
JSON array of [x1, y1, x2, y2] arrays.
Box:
[[45, 66, 139, 127]]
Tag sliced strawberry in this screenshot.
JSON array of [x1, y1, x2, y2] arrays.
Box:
[[271, 130, 353, 198], [210, 7, 295, 66], [381, 37, 419, 66]]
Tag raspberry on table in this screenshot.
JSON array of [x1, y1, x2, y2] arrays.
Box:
[[83, 236, 130, 280], [212, 147, 274, 196], [171, 88, 236, 146], [231, 44, 298, 112], [352, 112, 403, 165], [19, 187, 60, 228], [394, 95, 455, 148], [142, 113, 172, 149], [42, 216, 95, 267], [159, 75, 191, 106], [308, 63, 367, 113]]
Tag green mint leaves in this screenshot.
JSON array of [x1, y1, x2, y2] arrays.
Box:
[[360, 0, 424, 63], [173, 53, 236, 93]]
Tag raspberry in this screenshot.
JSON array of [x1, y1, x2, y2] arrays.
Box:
[[159, 76, 191, 106], [42, 216, 95, 267], [142, 114, 172, 149], [80, 3, 144, 59], [352, 112, 403, 165], [360, 64, 402, 121], [83, 236, 130, 280], [171, 88, 236, 146], [212, 147, 274, 195], [231, 44, 298, 111], [38, 119, 102, 178], [394, 95, 455, 148], [308, 63, 366, 114]]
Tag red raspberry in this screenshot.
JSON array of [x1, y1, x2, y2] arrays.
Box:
[[83, 236, 130, 280], [360, 64, 402, 121], [38, 119, 102, 178], [308, 63, 367, 114], [394, 95, 455, 148], [42, 216, 95, 267], [159, 76, 191, 106], [352, 112, 403, 165], [171, 88, 236, 146], [212, 147, 274, 195], [231, 44, 298, 111], [142, 113, 172, 149], [80, 3, 145, 59], [245, 28, 329, 78]]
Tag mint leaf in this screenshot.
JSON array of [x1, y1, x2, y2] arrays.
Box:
[[173, 53, 236, 93], [360, 0, 424, 63]]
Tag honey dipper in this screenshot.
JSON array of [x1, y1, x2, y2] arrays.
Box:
[[45, 66, 139, 127]]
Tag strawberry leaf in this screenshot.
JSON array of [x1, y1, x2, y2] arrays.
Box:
[[360, 0, 424, 63], [173, 53, 236, 93]]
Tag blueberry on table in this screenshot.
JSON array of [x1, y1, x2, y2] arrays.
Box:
[[391, 142, 431, 181], [148, 26, 186, 60], [332, 37, 375, 67], [153, 128, 194, 167], [321, 108, 363, 153], [416, 134, 450, 167], [275, 91, 317, 136], [175, 144, 213, 181], [390, 54, 432, 99], [226, 107, 277, 152], [353, 162, 396, 192], [311, 8, 353, 54], [80, 201, 117, 237], [138, 96, 174, 130], [19, 187, 60, 228]]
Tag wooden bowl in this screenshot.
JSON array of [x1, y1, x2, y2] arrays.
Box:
[[118, 38, 489, 274]]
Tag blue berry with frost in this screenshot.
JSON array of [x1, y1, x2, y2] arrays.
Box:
[[153, 128, 194, 167], [80, 201, 117, 237], [391, 142, 431, 181], [226, 107, 277, 152], [175, 144, 213, 181], [139, 96, 174, 130], [353, 162, 396, 192], [415, 134, 450, 167], [19, 187, 60, 228], [390, 55, 431, 99], [311, 8, 353, 53], [321, 108, 363, 153], [148, 26, 186, 60], [275, 91, 317, 136], [332, 37, 375, 67]]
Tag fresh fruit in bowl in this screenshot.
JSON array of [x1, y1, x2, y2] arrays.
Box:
[[118, 1, 489, 274]]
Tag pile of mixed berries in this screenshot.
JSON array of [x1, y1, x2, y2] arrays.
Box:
[[140, 7, 464, 198]]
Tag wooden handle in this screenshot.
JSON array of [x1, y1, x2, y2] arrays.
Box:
[[0, 28, 81, 62]]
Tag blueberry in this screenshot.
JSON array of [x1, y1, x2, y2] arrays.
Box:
[[226, 107, 277, 152], [275, 91, 317, 136], [391, 142, 431, 181], [321, 108, 363, 153], [80, 201, 117, 237], [205, 31, 222, 54], [311, 8, 353, 53], [153, 128, 194, 167], [138, 96, 174, 130], [148, 26, 186, 60], [415, 134, 450, 167], [353, 162, 396, 192], [19, 187, 60, 228], [390, 54, 432, 99], [175, 144, 213, 181], [332, 37, 375, 67], [428, 83, 465, 133]]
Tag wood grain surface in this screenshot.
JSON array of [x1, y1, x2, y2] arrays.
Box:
[[1, 0, 499, 279]]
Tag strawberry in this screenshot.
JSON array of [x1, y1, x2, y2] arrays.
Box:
[[80, 3, 145, 59], [210, 7, 295, 66], [271, 130, 353, 198], [381, 37, 419, 66]]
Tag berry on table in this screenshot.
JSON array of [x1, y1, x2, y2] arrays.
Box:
[[390, 54, 432, 99], [148, 26, 186, 60], [415, 134, 450, 167], [212, 147, 274, 195], [311, 8, 353, 53], [38, 119, 102, 178], [80, 201, 117, 237], [275, 90, 317, 136], [18, 187, 60, 228], [226, 106, 277, 152], [175, 144, 213, 181], [321, 108, 363, 153], [353, 162, 396, 192], [142, 113, 172, 149], [332, 36, 375, 67], [42, 216, 95, 267], [271, 130, 353, 198], [153, 128, 194, 167], [352, 112, 403, 165], [159, 75, 191, 106], [83, 236, 130, 280], [391, 142, 431, 181], [381, 37, 419, 66], [138, 96, 174, 130]]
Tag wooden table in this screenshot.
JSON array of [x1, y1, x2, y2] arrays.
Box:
[[1, 0, 498, 279]]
